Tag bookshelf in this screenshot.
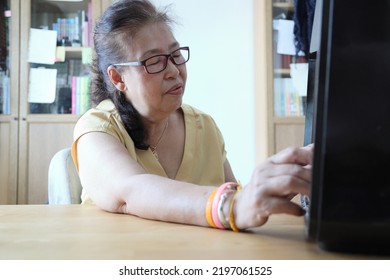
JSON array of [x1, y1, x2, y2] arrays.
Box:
[[254, 0, 305, 162], [0, 0, 111, 205], [28, 0, 93, 115]]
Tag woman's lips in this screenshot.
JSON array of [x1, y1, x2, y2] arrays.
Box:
[[165, 84, 183, 96]]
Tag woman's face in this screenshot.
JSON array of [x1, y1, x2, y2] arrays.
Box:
[[120, 22, 187, 121]]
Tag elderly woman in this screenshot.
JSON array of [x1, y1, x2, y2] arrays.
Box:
[[72, 0, 312, 231]]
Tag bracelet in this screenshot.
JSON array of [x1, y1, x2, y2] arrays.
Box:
[[217, 190, 234, 229], [229, 186, 242, 232], [212, 182, 239, 229], [205, 188, 218, 228]]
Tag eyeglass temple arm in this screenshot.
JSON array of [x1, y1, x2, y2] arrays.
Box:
[[113, 61, 143, 67]]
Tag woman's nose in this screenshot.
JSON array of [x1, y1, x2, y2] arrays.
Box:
[[164, 57, 180, 78]]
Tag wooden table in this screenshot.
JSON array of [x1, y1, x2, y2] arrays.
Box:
[[0, 204, 384, 260]]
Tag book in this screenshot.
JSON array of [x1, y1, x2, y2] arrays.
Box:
[[274, 77, 303, 117], [71, 75, 90, 115]]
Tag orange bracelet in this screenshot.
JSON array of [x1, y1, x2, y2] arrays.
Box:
[[205, 188, 218, 228], [229, 186, 242, 232]]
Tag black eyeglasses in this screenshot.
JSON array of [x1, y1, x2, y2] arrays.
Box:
[[113, 46, 190, 74]]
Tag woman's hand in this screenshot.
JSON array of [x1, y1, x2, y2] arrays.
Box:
[[234, 145, 313, 230]]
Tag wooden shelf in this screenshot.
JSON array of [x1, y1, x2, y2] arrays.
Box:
[[26, 114, 81, 123], [274, 116, 305, 124], [56, 46, 91, 59], [274, 68, 290, 75], [273, 2, 294, 9]]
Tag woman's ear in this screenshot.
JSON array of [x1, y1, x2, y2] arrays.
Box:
[[107, 65, 127, 92]]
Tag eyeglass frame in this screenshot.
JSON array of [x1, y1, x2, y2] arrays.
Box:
[[112, 46, 190, 74]]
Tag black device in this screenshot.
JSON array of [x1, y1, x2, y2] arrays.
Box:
[[304, 0, 390, 254]]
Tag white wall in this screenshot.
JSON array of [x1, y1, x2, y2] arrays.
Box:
[[152, 0, 255, 184]]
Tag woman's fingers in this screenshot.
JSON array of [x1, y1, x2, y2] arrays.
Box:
[[236, 146, 313, 229], [255, 163, 312, 184], [261, 196, 305, 217], [235, 192, 305, 229], [270, 146, 313, 166], [259, 174, 310, 197]]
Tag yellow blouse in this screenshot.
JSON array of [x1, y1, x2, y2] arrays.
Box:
[[72, 99, 227, 203]]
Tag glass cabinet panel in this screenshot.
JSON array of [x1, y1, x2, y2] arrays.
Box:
[[272, 0, 307, 117], [29, 0, 92, 114], [0, 0, 10, 115]]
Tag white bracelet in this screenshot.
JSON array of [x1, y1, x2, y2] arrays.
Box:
[[217, 190, 234, 229]]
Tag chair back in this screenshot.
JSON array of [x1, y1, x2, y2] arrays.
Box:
[[48, 147, 82, 204]]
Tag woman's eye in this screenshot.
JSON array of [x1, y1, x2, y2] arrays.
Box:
[[172, 50, 181, 58], [146, 56, 163, 66]]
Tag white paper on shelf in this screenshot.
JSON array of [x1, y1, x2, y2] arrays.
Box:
[[28, 28, 57, 65], [275, 19, 296, 55], [290, 63, 309, 96], [28, 68, 57, 103]]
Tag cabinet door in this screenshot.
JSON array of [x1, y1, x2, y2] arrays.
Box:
[[18, 0, 102, 204], [273, 1, 307, 152], [274, 121, 304, 152], [0, 0, 19, 204], [255, 0, 306, 160]]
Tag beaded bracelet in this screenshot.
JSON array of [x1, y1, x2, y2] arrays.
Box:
[[211, 182, 239, 229]]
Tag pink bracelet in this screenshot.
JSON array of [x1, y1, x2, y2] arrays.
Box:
[[212, 182, 239, 229]]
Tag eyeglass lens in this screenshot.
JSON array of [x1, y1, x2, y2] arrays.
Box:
[[145, 48, 189, 74]]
